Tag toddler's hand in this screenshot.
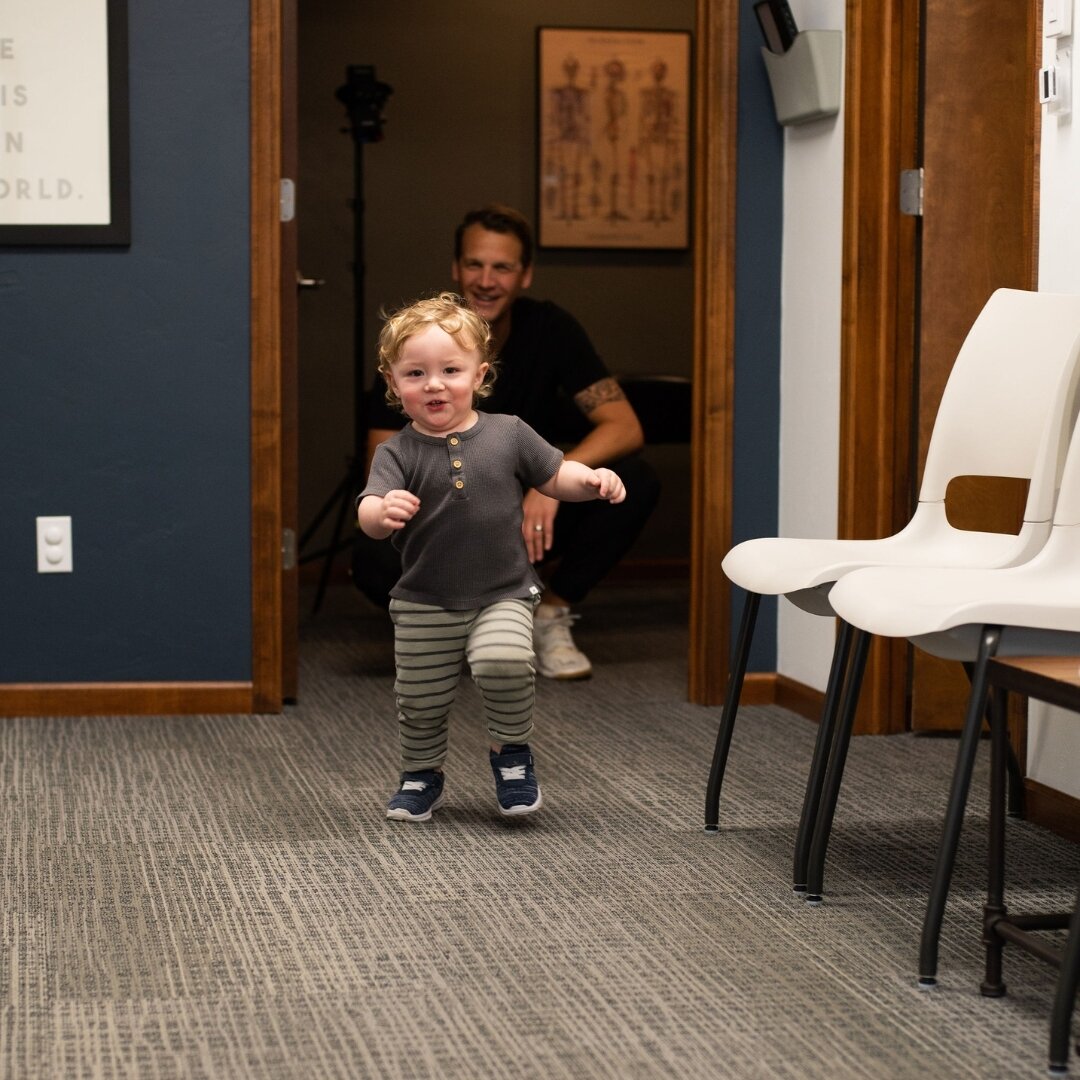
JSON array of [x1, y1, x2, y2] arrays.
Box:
[[589, 468, 626, 504], [379, 489, 420, 530]]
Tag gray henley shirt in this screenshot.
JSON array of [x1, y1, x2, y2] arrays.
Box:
[[359, 412, 564, 610]]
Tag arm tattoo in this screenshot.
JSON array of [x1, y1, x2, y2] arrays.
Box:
[[574, 377, 626, 415]]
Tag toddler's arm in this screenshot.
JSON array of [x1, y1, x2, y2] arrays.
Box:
[[537, 460, 626, 504], [358, 490, 420, 539]]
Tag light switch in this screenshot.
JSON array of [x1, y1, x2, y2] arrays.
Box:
[[1046, 0, 1073, 38], [36, 515, 73, 573]]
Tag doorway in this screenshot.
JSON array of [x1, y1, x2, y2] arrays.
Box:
[[291, 3, 702, 684]]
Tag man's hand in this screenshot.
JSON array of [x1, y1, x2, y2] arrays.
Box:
[[522, 488, 559, 563]]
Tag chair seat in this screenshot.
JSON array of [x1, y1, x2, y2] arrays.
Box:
[[721, 515, 1043, 599], [829, 524, 1080, 648]]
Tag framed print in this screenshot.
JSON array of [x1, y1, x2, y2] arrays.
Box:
[[537, 26, 691, 250], [0, 0, 130, 246]]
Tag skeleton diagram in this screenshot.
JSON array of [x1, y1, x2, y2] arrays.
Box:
[[637, 60, 682, 224], [544, 56, 590, 222], [601, 58, 629, 222]]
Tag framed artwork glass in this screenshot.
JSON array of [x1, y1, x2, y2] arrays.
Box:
[[0, 0, 131, 246], [537, 26, 691, 251]]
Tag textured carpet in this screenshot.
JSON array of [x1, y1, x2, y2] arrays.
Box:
[[1, 582, 1078, 1079]]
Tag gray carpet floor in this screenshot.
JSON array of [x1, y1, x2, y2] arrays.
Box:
[[1, 581, 1078, 1079]]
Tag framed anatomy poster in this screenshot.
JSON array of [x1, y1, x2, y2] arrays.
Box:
[[537, 26, 691, 250], [0, 0, 130, 245]]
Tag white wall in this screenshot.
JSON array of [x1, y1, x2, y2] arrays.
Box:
[[775, 0, 846, 692], [1028, 26, 1080, 800]]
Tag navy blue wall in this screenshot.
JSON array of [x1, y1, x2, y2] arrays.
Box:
[[732, 3, 784, 670], [0, 1, 252, 682]]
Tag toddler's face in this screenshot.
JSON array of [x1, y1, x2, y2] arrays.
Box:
[[387, 325, 488, 438]]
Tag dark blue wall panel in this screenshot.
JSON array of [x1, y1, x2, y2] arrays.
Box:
[[0, 1, 251, 681], [732, 2, 784, 670]]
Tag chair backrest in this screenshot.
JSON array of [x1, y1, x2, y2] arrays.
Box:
[[1051, 393, 1080, 526], [920, 289, 1080, 524]]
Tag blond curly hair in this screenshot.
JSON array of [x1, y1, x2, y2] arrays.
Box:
[[376, 292, 497, 410]]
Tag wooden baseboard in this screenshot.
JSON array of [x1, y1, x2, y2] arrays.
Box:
[[735, 672, 826, 723], [1024, 778, 1080, 844], [0, 683, 256, 717], [776, 674, 827, 722]]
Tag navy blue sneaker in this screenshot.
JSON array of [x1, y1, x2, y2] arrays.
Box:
[[386, 770, 445, 822], [489, 744, 542, 816]]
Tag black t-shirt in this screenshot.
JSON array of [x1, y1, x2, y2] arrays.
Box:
[[366, 297, 610, 445]]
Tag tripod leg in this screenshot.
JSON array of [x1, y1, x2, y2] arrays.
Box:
[[312, 466, 359, 616], [299, 469, 352, 553]]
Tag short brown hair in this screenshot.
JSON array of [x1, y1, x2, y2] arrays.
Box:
[[377, 291, 497, 409], [453, 203, 534, 268]]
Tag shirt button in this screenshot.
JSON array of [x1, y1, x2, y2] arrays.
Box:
[[449, 437, 460, 446], [455, 480, 464, 489], [452, 459, 462, 468]]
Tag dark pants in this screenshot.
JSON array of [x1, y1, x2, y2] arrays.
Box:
[[351, 454, 661, 609]]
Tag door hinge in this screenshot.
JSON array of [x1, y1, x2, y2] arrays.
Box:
[[899, 168, 924, 217], [279, 178, 296, 223], [282, 527, 297, 571]]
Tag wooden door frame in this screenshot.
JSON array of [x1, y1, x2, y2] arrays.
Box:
[[836, 0, 1040, 735], [688, 0, 739, 704], [835, 0, 921, 733], [251, 0, 285, 712], [688, 0, 921, 729]]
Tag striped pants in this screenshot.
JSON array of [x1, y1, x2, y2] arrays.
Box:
[[388, 598, 537, 772]]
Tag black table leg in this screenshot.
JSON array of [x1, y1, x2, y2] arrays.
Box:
[[1048, 884, 1080, 1076]]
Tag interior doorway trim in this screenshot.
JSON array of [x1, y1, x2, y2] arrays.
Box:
[[835, 0, 920, 734], [250, 0, 285, 711], [688, 0, 740, 704]]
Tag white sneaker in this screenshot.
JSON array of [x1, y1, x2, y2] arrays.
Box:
[[533, 605, 592, 680]]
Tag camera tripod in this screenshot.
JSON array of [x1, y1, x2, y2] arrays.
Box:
[[298, 64, 392, 614]]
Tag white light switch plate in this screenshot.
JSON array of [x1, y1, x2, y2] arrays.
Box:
[[36, 515, 73, 573]]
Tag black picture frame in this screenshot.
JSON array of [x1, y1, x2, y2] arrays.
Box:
[[0, 0, 131, 246]]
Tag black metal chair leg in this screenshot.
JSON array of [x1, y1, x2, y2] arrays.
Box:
[[793, 619, 854, 893], [1049, 884, 1080, 1075], [918, 624, 1002, 987], [980, 685, 1008, 998], [705, 592, 761, 832], [963, 658, 1025, 820], [804, 629, 872, 904]]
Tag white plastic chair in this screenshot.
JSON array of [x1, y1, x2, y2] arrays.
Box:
[[829, 408, 1080, 990], [705, 289, 1080, 893]]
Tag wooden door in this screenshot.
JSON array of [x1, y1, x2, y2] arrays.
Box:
[[909, 0, 1039, 731]]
